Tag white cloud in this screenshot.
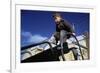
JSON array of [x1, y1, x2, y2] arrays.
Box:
[[21, 31, 32, 37], [21, 31, 48, 45], [28, 35, 48, 43]]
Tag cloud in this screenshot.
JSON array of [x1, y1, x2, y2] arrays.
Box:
[[28, 34, 48, 43], [21, 31, 48, 46], [21, 31, 32, 37]]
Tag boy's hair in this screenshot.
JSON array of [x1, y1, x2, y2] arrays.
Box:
[[52, 12, 61, 19]]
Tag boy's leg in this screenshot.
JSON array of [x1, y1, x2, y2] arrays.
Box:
[[59, 30, 68, 61], [60, 30, 67, 49]]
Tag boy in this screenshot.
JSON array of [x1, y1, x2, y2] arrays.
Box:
[[53, 12, 74, 49]]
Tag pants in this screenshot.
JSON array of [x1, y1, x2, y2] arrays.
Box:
[[60, 30, 68, 49], [60, 30, 81, 60]]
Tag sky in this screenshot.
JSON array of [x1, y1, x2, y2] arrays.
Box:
[[21, 10, 89, 47]]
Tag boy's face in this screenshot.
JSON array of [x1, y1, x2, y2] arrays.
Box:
[[54, 16, 62, 23]]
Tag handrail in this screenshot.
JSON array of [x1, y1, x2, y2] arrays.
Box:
[[21, 51, 32, 56], [69, 33, 84, 60], [21, 41, 55, 56], [58, 32, 84, 60], [21, 41, 52, 50], [73, 43, 88, 50]]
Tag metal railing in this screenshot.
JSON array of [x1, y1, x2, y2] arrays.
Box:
[[21, 41, 54, 57], [21, 33, 88, 61]]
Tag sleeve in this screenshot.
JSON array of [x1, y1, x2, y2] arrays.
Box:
[[62, 20, 75, 33]]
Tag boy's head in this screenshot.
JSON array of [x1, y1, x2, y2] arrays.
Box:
[[53, 12, 62, 22]]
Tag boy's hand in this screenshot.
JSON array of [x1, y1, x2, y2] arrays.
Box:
[[72, 33, 76, 36]]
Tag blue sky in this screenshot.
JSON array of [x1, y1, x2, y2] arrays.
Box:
[[21, 10, 89, 47]]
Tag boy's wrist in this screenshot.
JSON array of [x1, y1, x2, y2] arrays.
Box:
[[72, 33, 76, 35]]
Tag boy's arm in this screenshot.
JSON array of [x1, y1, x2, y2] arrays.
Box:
[[62, 20, 75, 33]]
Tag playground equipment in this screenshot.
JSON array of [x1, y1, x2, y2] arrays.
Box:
[[21, 33, 88, 62]]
